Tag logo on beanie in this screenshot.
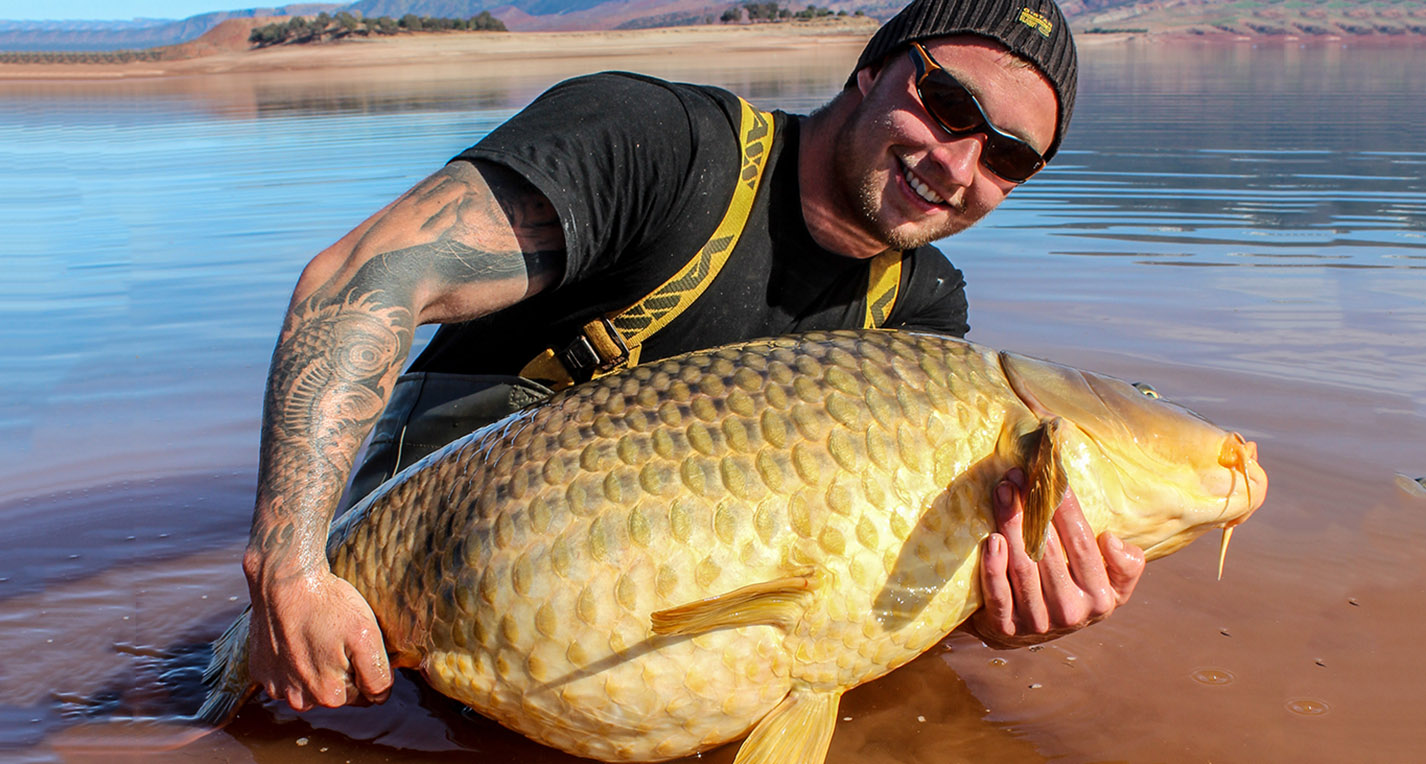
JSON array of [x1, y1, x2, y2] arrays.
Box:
[[1017, 8, 1053, 37]]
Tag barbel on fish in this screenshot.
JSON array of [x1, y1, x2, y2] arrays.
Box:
[[200, 329, 1266, 763]]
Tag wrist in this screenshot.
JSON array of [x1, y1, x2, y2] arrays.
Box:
[[242, 543, 329, 593]]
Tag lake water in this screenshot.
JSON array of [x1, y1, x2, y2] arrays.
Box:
[[1, 37, 1423, 763]]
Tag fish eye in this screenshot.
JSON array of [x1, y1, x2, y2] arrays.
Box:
[[1132, 382, 1160, 399]]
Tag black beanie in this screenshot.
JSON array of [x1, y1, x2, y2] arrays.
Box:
[[850, 0, 1078, 162]]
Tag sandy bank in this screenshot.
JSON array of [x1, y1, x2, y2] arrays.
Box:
[[0, 20, 882, 82], [6, 16, 1419, 84]]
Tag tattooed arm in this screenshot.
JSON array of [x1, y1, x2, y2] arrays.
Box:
[[243, 160, 565, 711]]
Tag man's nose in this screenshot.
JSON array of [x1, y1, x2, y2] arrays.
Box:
[[931, 133, 985, 189]]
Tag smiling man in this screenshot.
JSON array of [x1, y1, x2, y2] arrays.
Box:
[[811, 35, 1059, 253], [244, 0, 1145, 713]]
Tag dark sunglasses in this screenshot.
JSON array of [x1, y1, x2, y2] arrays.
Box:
[[906, 41, 1046, 183]]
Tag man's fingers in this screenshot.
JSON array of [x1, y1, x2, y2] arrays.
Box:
[[1050, 490, 1104, 583], [308, 672, 355, 709], [977, 533, 1015, 634], [349, 633, 394, 702], [283, 686, 315, 712], [1035, 524, 1085, 626], [1047, 490, 1116, 618], [1100, 532, 1146, 605], [995, 478, 1049, 635]]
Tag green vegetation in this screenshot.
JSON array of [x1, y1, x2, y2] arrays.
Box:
[[0, 49, 167, 64], [249, 10, 505, 48], [720, 3, 839, 23]]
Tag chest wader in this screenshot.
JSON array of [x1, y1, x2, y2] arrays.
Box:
[[341, 99, 903, 510]]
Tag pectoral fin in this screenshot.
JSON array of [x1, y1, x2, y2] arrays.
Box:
[[650, 568, 819, 637], [1021, 418, 1068, 561], [732, 689, 842, 764]]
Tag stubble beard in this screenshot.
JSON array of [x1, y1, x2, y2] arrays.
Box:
[[832, 110, 974, 252]]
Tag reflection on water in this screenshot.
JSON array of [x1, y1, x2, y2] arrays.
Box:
[[954, 40, 1425, 409], [3, 38, 1425, 763]]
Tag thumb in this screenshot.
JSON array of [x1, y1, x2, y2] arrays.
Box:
[[346, 607, 393, 702]]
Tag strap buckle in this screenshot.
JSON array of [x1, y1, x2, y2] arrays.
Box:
[[556, 316, 629, 381]]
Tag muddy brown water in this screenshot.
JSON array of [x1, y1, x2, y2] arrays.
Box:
[[3, 37, 1424, 763]]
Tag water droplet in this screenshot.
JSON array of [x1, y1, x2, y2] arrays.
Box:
[[989, 657, 1007, 667], [1028, 683, 1043, 689], [1192, 668, 1235, 685], [296, 737, 310, 746], [1286, 699, 1329, 716], [916, 715, 926, 722]]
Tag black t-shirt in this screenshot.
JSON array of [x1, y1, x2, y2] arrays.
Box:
[[408, 72, 968, 376]]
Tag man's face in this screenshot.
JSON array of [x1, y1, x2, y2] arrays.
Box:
[[832, 35, 1059, 251]]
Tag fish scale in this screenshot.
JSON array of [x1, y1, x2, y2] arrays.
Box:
[[203, 329, 1267, 764], [321, 331, 1010, 760]]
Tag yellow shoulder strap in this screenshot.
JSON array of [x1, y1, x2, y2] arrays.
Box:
[[863, 249, 902, 329], [522, 96, 775, 389]]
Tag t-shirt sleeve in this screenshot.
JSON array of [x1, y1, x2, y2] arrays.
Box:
[[450, 73, 716, 288], [887, 246, 969, 337]]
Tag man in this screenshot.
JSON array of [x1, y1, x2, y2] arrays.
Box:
[[244, 0, 1146, 713]]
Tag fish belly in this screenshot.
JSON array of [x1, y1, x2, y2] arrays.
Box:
[[327, 330, 1023, 762]]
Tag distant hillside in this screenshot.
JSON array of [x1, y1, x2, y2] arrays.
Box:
[[0, 4, 341, 51], [1069, 0, 1426, 37], [3, 0, 1421, 52]]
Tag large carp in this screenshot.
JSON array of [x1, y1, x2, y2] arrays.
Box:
[[201, 329, 1266, 763]]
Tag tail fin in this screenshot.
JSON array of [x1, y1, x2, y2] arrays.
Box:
[[196, 606, 258, 725]]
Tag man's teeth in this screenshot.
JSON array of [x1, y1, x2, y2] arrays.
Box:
[[904, 167, 944, 205]]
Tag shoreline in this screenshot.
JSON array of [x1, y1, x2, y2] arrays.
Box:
[[2, 20, 1420, 83], [0, 21, 880, 82]]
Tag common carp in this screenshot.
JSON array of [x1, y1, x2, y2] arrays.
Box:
[[200, 329, 1266, 763]]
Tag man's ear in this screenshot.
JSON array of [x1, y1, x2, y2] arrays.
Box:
[[855, 61, 881, 96]]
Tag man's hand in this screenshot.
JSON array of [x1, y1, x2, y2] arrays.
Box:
[[968, 468, 1146, 649], [246, 570, 392, 711]]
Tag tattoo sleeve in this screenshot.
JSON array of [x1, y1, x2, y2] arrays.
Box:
[[248, 161, 565, 578]]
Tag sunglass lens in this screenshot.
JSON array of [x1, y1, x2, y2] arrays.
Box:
[[918, 75, 982, 133], [982, 136, 1043, 182]]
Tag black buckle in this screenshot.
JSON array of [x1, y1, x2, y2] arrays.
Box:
[[556, 317, 629, 381]]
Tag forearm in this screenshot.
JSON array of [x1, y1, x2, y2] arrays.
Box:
[[244, 161, 564, 589], [245, 281, 415, 588]]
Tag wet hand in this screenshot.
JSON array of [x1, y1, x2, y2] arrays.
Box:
[[246, 570, 392, 711], [968, 468, 1146, 649]]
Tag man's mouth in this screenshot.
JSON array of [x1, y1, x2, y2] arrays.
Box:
[[901, 162, 946, 206]]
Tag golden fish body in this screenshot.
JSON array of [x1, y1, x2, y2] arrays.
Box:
[[203, 329, 1266, 763]]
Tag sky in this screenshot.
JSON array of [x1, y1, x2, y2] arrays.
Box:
[[0, 2, 247, 21]]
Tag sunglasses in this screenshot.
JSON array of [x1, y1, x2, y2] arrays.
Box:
[[906, 41, 1046, 183]]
